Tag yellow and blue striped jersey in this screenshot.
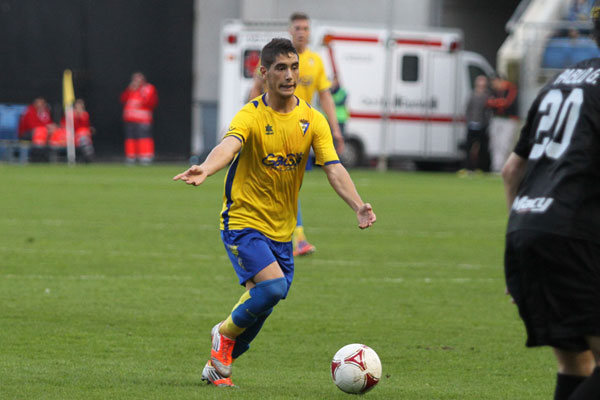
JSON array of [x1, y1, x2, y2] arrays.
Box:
[[295, 48, 331, 104], [220, 94, 339, 241]]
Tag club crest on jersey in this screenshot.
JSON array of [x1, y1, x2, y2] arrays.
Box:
[[299, 119, 309, 136], [265, 124, 274, 135], [262, 152, 304, 171]]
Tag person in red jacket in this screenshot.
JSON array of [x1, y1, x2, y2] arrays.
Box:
[[120, 72, 158, 165], [49, 99, 95, 162], [18, 97, 58, 148], [487, 76, 519, 172]]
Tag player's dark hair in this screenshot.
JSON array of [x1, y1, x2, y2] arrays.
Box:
[[593, 2, 600, 47], [289, 12, 309, 23], [260, 38, 298, 69]]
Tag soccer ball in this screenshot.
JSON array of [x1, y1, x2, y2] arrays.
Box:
[[331, 343, 382, 394]]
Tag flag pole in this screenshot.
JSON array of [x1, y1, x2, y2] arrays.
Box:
[[63, 69, 76, 165]]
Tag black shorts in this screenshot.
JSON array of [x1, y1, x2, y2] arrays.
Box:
[[124, 122, 152, 139], [505, 230, 600, 351]]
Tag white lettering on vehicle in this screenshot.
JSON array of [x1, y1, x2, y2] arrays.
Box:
[[512, 196, 554, 214]]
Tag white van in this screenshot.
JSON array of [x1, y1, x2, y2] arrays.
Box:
[[218, 20, 495, 167]]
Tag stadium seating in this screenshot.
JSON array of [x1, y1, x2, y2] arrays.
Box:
[[542, 37, 600, 69], [0, 104, 28, 163]]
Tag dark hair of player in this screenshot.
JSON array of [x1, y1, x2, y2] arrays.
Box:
[[289, 12, 309, 23], [260, 38, 298, 70], [593, 2, 600, 47]]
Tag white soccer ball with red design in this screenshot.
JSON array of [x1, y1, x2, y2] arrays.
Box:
[[331, 343, 382, 394]]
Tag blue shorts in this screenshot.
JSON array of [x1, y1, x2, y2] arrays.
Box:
[[221, 228, 294, 296]]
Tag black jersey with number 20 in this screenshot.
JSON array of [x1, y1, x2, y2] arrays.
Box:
[[507, 58, 600, 243]]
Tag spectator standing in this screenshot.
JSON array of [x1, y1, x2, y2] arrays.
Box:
[[567, 0, 594, 38], [487, 76, 519, 172], [120, 72, 158, 165], [460, 75, 491, 174]]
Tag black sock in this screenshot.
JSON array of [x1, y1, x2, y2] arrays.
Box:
[[554, 373, 587, 400], [569, 367, 600, 400]]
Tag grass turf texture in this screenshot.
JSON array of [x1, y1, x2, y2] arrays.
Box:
[[0, 164, 556, 399]]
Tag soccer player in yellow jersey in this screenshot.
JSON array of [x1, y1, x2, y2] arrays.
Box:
[[250, 12, 345, 257], [174, 38, 375, 388]]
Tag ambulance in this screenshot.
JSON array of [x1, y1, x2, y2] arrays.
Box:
[[218, 19, 495, 167]]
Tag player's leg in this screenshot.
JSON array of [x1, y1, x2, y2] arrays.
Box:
[[568, 337, 600, 399], [210, 230, 290, 378], [212, 261, 287, 377], [227, 235, 294, 359], [219, 261, 285, 337], [552, 348, 594, 400], [293, 200, 315, 256], [137, 123, 154, 165]]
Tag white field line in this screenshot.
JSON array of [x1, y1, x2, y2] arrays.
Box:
[[0, 246, 229, 261], [364, 277, 499, 284], [1, 219, 501, 239], [306, 258, 484, 270], [2, 274, 195, 281], [2, 244, 487, 273], [0, 218, 217, 231], [1, 274, 499, 284]]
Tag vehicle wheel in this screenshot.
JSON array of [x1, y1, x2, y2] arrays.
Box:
[[340, 139, 363, 168]]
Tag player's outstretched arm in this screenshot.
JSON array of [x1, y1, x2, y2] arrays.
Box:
[[322, 162, 376, 229], [173, 136, 242, 186]]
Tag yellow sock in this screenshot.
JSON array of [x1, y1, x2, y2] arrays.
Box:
[[219, 290, 251, 338], [294, 225, 306, 243]]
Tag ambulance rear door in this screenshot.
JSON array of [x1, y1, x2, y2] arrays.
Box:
[[389, 40, 428, 157], [426, 45, 462, 159]]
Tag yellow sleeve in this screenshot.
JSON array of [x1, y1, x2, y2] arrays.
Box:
[[315, 56, 332, 93], [223, 105, 253, 145], [311, 110, 339, 166]]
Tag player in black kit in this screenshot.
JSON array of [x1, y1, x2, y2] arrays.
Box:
[[502, 3, 600, 399]]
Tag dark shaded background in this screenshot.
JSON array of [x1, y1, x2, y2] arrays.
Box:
[[0, 0, 193, 160]]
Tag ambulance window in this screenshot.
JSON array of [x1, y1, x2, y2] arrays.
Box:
[[243, 50, 261, 79], [401, 55, 419, 82], [468, 65, 488, 89]]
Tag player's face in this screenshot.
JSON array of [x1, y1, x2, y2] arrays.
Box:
[[263, 52, 299, 99], [289, 19, 310, 51]]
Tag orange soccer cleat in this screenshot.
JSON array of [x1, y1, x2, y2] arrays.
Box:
[[210, 322, 236, 377], [293, 240, 316, 256]]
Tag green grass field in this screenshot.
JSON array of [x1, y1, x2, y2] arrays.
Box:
[[0, 164, 556, 399]]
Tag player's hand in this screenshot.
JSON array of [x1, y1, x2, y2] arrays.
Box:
[[173, 165, 208, 186], [356, 203, 376, 229]]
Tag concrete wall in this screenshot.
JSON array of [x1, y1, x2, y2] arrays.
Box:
[[440, 0, 522, 68], [240, 0, 436, 27]]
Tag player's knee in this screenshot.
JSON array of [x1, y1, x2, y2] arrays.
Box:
[[231, 279, 286, 328], [253, 277, 287, 308]]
